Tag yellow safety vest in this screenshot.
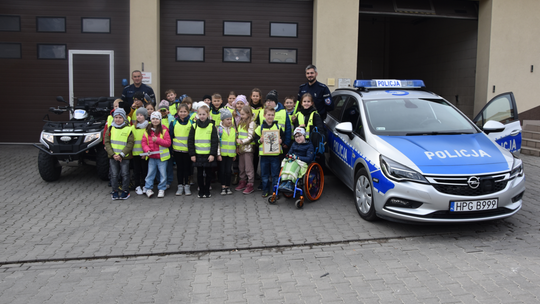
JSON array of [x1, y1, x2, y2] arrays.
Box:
[[193, 121, 215, 155], [110, 126, 132, 157], [210, 111, 221, 126], [172, 120, 191, 152], [252, 106, 262, 121], [259, 109, 287, 131], [131, 125, 145, 156], [255, 122, 282, 156], [297, 111, 316, 139], [161, 117, 169, 128], [145, 130, 171, 161], [169, 104, 177, 117], [219, 127, 236, 157]]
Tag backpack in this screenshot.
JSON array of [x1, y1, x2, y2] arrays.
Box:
[[310, 126, 326, 155]]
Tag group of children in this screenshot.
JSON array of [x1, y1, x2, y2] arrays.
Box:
[[104, 87, 324, 200]]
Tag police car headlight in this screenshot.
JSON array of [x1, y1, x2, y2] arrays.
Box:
[[42, 132, 54, 143], [380, 156, 428, 184], [84, 132, 101, 143], [510, 158, 523, 179]]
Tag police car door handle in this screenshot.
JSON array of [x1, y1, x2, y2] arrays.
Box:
[[510, 130, 521, 136]]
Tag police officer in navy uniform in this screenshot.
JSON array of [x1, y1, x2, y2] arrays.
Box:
[[121, 70, 156, 113], [297, 64, 333, 121]]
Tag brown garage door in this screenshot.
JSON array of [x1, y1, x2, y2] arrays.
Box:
[[0, 0, 129, 143], [160, 0, 313, 103]]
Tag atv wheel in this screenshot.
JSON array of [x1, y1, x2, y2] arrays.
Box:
[[38, 150, 62, 182], [96, 146, 110, 181]]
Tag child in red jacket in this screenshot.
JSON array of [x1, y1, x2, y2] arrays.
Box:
[[142, 111, 171, 198]]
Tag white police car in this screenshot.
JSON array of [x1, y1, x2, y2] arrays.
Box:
[[325, 80, 525, 223]]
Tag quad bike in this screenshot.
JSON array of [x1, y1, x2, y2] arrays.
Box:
[[33, 96, 115, 181]]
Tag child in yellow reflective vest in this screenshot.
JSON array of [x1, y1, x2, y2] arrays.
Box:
[[188, 104, 218, 198], [104, 108, 134, 200], [170, 103, 193, 196], [131, 107, 149, 195], [217, 109, 236, 195], [142, 111, 172, 199]]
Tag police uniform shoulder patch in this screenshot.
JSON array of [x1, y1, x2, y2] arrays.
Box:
[[325, 97, 332, 105]]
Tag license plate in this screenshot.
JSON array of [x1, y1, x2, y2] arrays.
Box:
[[450, 199, 498, 212]]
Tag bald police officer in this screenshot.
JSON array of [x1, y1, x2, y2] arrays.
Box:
[[121, 70, 156, 113]]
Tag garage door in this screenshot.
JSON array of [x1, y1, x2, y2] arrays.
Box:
[[160, 0, 313, 103], [0, 0, 129, 143]]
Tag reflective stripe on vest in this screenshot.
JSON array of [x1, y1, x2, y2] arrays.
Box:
[[145, 131, 170, 161], [297, 112, 316, 139], [110, 127, 132, 157], [131, 125, 146, 156], [255, 123, 282, 156], [220, 127, 236, 157], [172, 120, 191, 152], [193, 122, 214, 155]]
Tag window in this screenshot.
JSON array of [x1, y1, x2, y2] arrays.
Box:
[[270, 22, 297, 37], [269, 49, 297, 64], [223, 21, 251, 36], [37, 17, 66, 32], [177, 20, 204, 35], [0, 15, 20, 31], [474, 93, 517, 128], [176, 47, 204, 62], [82, 18, 110, 33], [342, 97, 364, 138], [223, 47, 251, 63], [38, 44, 66, 59], [0, 43, 21, 58], [329, 95, 348, 121]]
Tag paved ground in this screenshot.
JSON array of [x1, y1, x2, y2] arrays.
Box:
[[0, 145, 539, 303]]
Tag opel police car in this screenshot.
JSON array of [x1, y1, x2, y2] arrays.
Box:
[[325, 79, 525, 223]]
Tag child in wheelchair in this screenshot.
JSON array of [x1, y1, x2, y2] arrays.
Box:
[[278, 127, 315, 192]]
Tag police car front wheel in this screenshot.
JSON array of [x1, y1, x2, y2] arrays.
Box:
[[354, 168, 378, 221]]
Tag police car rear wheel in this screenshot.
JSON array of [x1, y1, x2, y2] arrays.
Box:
[[354, 168, 377, 221]]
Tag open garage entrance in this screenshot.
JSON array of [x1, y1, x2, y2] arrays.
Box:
[[357, 0, 479, 117]]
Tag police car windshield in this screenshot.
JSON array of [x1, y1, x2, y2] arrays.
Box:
[[363, 98, 477, 136]]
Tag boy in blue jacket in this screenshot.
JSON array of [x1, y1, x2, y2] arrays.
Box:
[[278, 127, 314, 192]]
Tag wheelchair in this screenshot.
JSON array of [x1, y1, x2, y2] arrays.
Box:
[[267, 161, 324, 209]]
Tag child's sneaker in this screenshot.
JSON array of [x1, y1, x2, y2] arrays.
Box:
[[111, 191, 119, 200], [184, 184, 192, 196], [176, 185, 184, 196], [235, 180, 247, 191], [221, 188, 227, 195], [226, 188, 233, 195], [120, 190, 130, 200], [146, 189, 154, 198], [243, 183, 254, 195], [158, 190, 165, 198], [262, 192, 270, 198], [135, 186, 144, 195]]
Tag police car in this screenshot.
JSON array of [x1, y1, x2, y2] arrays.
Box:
[[325, 79, 525, 223]]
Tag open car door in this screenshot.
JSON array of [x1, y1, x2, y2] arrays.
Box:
[[473, 92, 521, 155]]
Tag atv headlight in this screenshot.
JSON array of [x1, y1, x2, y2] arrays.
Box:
[[42, 132, 54, 143], [510, 158, 523, 179], [380, 155, 428, 184], [84, 132, 101, 143]]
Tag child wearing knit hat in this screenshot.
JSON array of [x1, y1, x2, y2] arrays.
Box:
[[131, 107, 149, 195], [217, 108, 236, 195], [105, 108, 135, 200]]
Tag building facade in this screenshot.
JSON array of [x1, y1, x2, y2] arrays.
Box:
[[1, 0, 538, 143]]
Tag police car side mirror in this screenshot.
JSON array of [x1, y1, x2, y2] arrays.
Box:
[[336, 122, 354, 139], [483, 120, 505, 134]]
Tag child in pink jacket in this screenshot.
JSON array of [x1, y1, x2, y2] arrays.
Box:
[[142, 111, 172, 198]]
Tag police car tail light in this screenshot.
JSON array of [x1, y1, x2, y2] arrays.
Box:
[[353, 79, 425, 89], [509, 158, 523, 179], [380, 155, 428, 184]]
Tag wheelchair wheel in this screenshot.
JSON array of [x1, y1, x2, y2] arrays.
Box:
[[267, 193, 277, 205], [295, 197, 304, 209], [304, 162, 324, 201]]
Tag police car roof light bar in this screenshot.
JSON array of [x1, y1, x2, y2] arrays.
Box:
[[353, 79, 426, 89]]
